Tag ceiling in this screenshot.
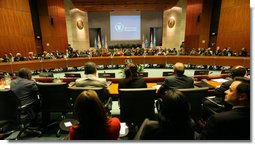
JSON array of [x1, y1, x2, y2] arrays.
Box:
[[71, 0, 179, 11]]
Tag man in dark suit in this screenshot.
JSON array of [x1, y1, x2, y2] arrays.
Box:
[[158, 62, 194, 95], [200, 77, 250, 140]]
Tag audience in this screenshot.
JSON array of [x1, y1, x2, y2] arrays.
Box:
[[118, 63, 147, 89], [69, 90, 120, 140], [200, 77, 250, 140], [158, 62, 194, 95], [135, 89, 194, 140]]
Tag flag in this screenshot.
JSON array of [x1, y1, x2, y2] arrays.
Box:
[[153, 28, 156, 47], [97, 34, 101, 49], [149, 33, 153, 48], [104, 34, 108, 49], [101, 35, 105, 48], [145, 35, 149, 48], [142, 34, 145, 48], [94, 36, 97, 48]]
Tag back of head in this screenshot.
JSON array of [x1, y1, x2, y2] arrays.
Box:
[[173, 62, 185, 76], [18, 68, 32, 79], [124, 63, 138, 79], [74, 90, 107, 139], [157, 89, 190, 123], [84, 62, 97, 75], [231, 65, 246, 78]]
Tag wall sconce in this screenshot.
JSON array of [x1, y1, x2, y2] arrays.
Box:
[[168, 17, 175, 28], [77, 19, 84, 30]]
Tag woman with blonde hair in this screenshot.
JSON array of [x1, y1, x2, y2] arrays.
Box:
[[69, 90, 120, 140]]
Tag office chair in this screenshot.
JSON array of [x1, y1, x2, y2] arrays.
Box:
[[194, 70, 209, 76], [178, 87, 209, 123], [0, 90, 41, 140], [98, 72, 115, 78], [36, 82, 72, 137], [68, 87, 112, 115], [118, 88, 156, 127]]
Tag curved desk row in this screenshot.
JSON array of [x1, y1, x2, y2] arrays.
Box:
[[0, 56, 250, 73]]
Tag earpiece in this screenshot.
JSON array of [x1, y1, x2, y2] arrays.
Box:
[[156, 98, 163, 113]]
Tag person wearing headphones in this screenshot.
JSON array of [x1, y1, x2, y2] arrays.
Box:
[[134, 89, 194, 140]]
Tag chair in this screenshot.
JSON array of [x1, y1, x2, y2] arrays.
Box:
[[36, 82, 72, 137], [64, 73, 81, 78], [138, 72, 148, 77], [194, 70, 209, 75], [98, 72, 115, 78], [39, 72, 54, 77], [162, 71, 174, 77], [178, 87, 209, 122], [68, 87, 112, 114], [118, 88, 156, 127], [0, 90, 41, 140]]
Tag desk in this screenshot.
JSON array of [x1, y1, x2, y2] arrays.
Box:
[[0, 56, 250, 73], [108, 83, 158, 95]]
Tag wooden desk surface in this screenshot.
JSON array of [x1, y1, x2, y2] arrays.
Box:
[[108, 83, 158, 95]]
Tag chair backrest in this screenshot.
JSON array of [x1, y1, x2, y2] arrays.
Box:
[[162, 71, 174, 77], [0, 90, 22, 135], [0, 90, 20, 121], [118, 88, 156, 126], [36, 82, 71, 113], [68, 87, 106, 107], [178, 87, 209, 122], [98, 73, 115, 78], [194, 70, 209, 76], [64, 73, 81, 78], [138, 72, 148, 77], [39, 72, 54, 77]]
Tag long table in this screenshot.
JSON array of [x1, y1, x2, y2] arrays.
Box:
[[0, 56, 250, 73]]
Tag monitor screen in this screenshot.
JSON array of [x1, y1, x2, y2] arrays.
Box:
[[110, 15, 141, 41]]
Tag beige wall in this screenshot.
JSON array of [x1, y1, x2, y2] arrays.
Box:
[[162, 0, 187, 50], [64, 0, 90, 51]]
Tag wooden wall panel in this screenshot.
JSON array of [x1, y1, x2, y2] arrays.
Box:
[[38, 0, 68, 54], [0, 0, 36, 58], [184, 0, 202, 51], [216, 0, 250, 53]]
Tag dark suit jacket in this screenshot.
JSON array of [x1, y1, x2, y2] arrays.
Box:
[[200, 107, 250, 140], [158, 75, 194, 95], [118, 77, 147, 89]]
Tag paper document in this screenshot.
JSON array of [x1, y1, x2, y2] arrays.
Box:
[[152, 85, 161, 90], [211, 78, 228, 83]]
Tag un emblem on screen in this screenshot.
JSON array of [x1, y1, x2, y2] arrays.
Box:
[[115, 23, 124, 32]]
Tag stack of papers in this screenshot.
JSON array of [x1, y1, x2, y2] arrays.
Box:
[[211, 78, 228, 83]]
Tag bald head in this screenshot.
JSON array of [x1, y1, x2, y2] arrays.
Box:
[[174, 62, 185, 75]]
